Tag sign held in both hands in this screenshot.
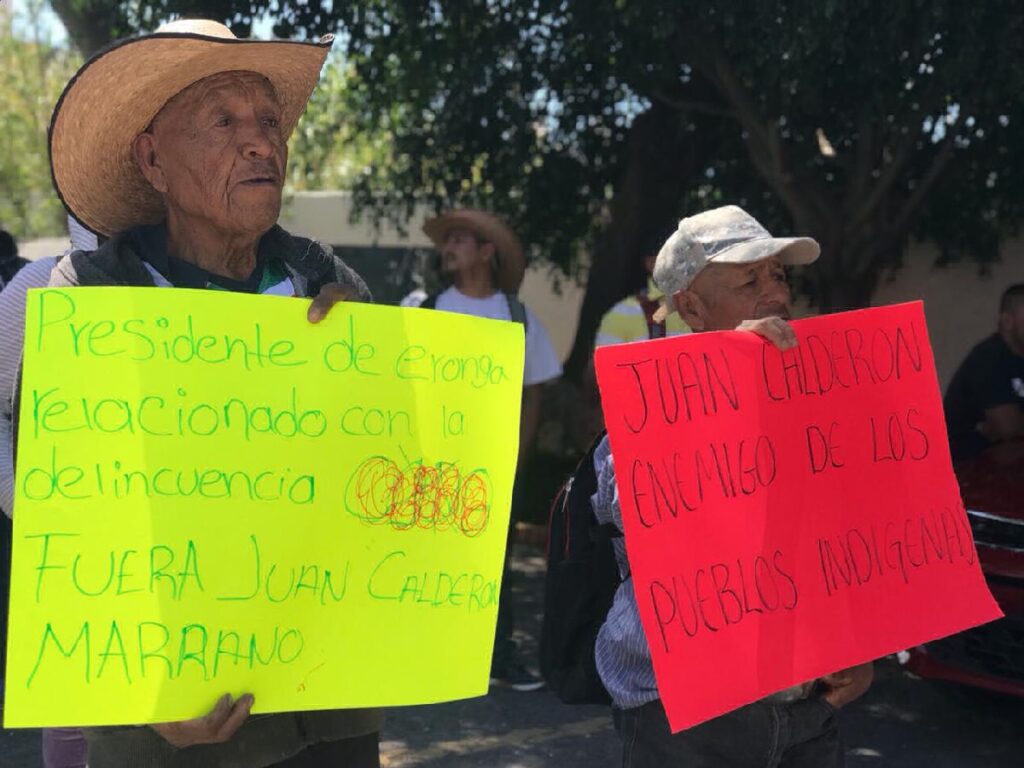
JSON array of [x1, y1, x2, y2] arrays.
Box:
[[594, 302, 1002, 732], [5, 287, 524, 727]]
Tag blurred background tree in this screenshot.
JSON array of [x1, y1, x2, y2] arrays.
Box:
[[23, 1, 1024, 382], [1, 0, 81, 239]]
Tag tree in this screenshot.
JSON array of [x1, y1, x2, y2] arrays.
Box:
[[45, 1, 1024, 382], [300, 0, 1024, 380], [0, 1, 82, 239], [49, 0, 258, 57], [286, 54, 394, 193]]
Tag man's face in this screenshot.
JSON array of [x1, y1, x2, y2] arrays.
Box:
[[134, 71, 286, 237], [676, 255, 792, 332], [1000, 302, 1024, 353], [440, 227, 493, 275]]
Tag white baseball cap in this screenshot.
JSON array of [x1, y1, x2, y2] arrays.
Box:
[[652, 205, 819, 319]]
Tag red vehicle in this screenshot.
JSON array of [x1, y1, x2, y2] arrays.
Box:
[[903, 450, 1024, 696]]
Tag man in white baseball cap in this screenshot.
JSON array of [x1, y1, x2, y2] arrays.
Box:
[[591, 205, 873, 766]]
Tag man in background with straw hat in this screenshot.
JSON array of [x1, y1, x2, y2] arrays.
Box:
[[36, 18, 381, 768], [593, 206, 873, 767], [409, 208, 562, 691]]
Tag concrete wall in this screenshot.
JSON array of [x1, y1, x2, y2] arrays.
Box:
[[872, 243, 1024, 387]]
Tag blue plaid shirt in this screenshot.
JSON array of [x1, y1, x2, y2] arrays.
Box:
[[591, 435, 661, 709]]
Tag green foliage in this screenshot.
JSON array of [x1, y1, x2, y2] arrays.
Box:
[[272, 0, 1024, 307], [286, 54, 393, 193], [0, 3, 82, 239]]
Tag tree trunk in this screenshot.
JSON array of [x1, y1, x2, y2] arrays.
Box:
[[807, 234, 880, 314], [563, 103, 703, 382], [50, 0, 126, 56]]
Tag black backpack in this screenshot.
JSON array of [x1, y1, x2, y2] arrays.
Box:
[[539, 432, 624, 705]]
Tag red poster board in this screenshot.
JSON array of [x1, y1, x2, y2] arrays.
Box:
[[594, 302, 1003, 732]]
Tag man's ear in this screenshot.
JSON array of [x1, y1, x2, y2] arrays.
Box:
[[674, 289, 707, 332], [132, 133, 168, 194]]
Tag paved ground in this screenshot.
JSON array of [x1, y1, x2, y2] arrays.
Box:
[[2, 546, 1022, 767]]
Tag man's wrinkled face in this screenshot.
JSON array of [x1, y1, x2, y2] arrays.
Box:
[[134, 71, 286, 237], [676, 255, 792, 332], [440, 227, 493, 275]]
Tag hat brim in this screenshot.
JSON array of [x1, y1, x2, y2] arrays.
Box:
[[423, 209, 526, 293], [50, 32, 333, 237], [711, 236, 820, 268], [652, 236, 820, 323]]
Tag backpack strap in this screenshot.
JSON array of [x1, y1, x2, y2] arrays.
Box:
[[504, 293, 529, 331], [636, 292, 666, 340], [421, 292, 527, 331]]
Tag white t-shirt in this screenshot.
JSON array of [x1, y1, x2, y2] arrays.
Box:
[[405, 286, 563, 386]]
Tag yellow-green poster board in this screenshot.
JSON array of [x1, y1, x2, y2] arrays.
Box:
[[4, 287, 524, 727]]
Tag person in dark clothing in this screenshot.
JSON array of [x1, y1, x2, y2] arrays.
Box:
[[0, 229, 29, 287], [944, 284, 1024, 462]]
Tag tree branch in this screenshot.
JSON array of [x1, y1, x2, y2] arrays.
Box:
[[886, 136, 957, 242], [688, 38, 833, 231], [844, 118, 876, 210], [847, 73, 952, 231], [650, 88, 738, 120]]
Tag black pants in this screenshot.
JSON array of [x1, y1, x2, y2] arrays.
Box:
[[269, 732, 379, 768], [613, 698, 843, 768]]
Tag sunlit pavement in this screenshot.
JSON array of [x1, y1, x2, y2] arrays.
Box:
[[2, 547, 1022, 767]]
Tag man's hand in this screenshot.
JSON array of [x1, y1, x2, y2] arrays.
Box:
[[736, 316, 798, 351], [150, 693, 253, 749], [307, 282, 361, 323], [819, 662, 873, 709]]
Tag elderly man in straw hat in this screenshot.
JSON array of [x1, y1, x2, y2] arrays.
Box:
[[592, 206, 873, 767], [405, 209, 562, 691], [41, 19, 381, 768]]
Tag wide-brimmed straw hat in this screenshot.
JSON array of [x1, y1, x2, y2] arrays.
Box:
[[49, 19, 333, 237], [423, 208, 526, 293], [652, 205, 820, 321]]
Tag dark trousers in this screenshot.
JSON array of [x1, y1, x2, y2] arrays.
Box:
[[613, 697, 843, 768], [270, 732, 379, 767]]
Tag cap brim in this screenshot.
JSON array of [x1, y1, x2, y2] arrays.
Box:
[[711, 236, 820, 268]]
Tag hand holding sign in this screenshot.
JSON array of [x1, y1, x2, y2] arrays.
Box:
[[819, 662, 874, 709], [307, 281, 364, 323], [594, 302, 1002, 732], [150, 692, 254, 748], [736, 316, 798, 350]]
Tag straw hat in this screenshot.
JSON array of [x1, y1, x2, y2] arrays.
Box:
[[49, 19, 333, 237], [423, 208, 526, 293]]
